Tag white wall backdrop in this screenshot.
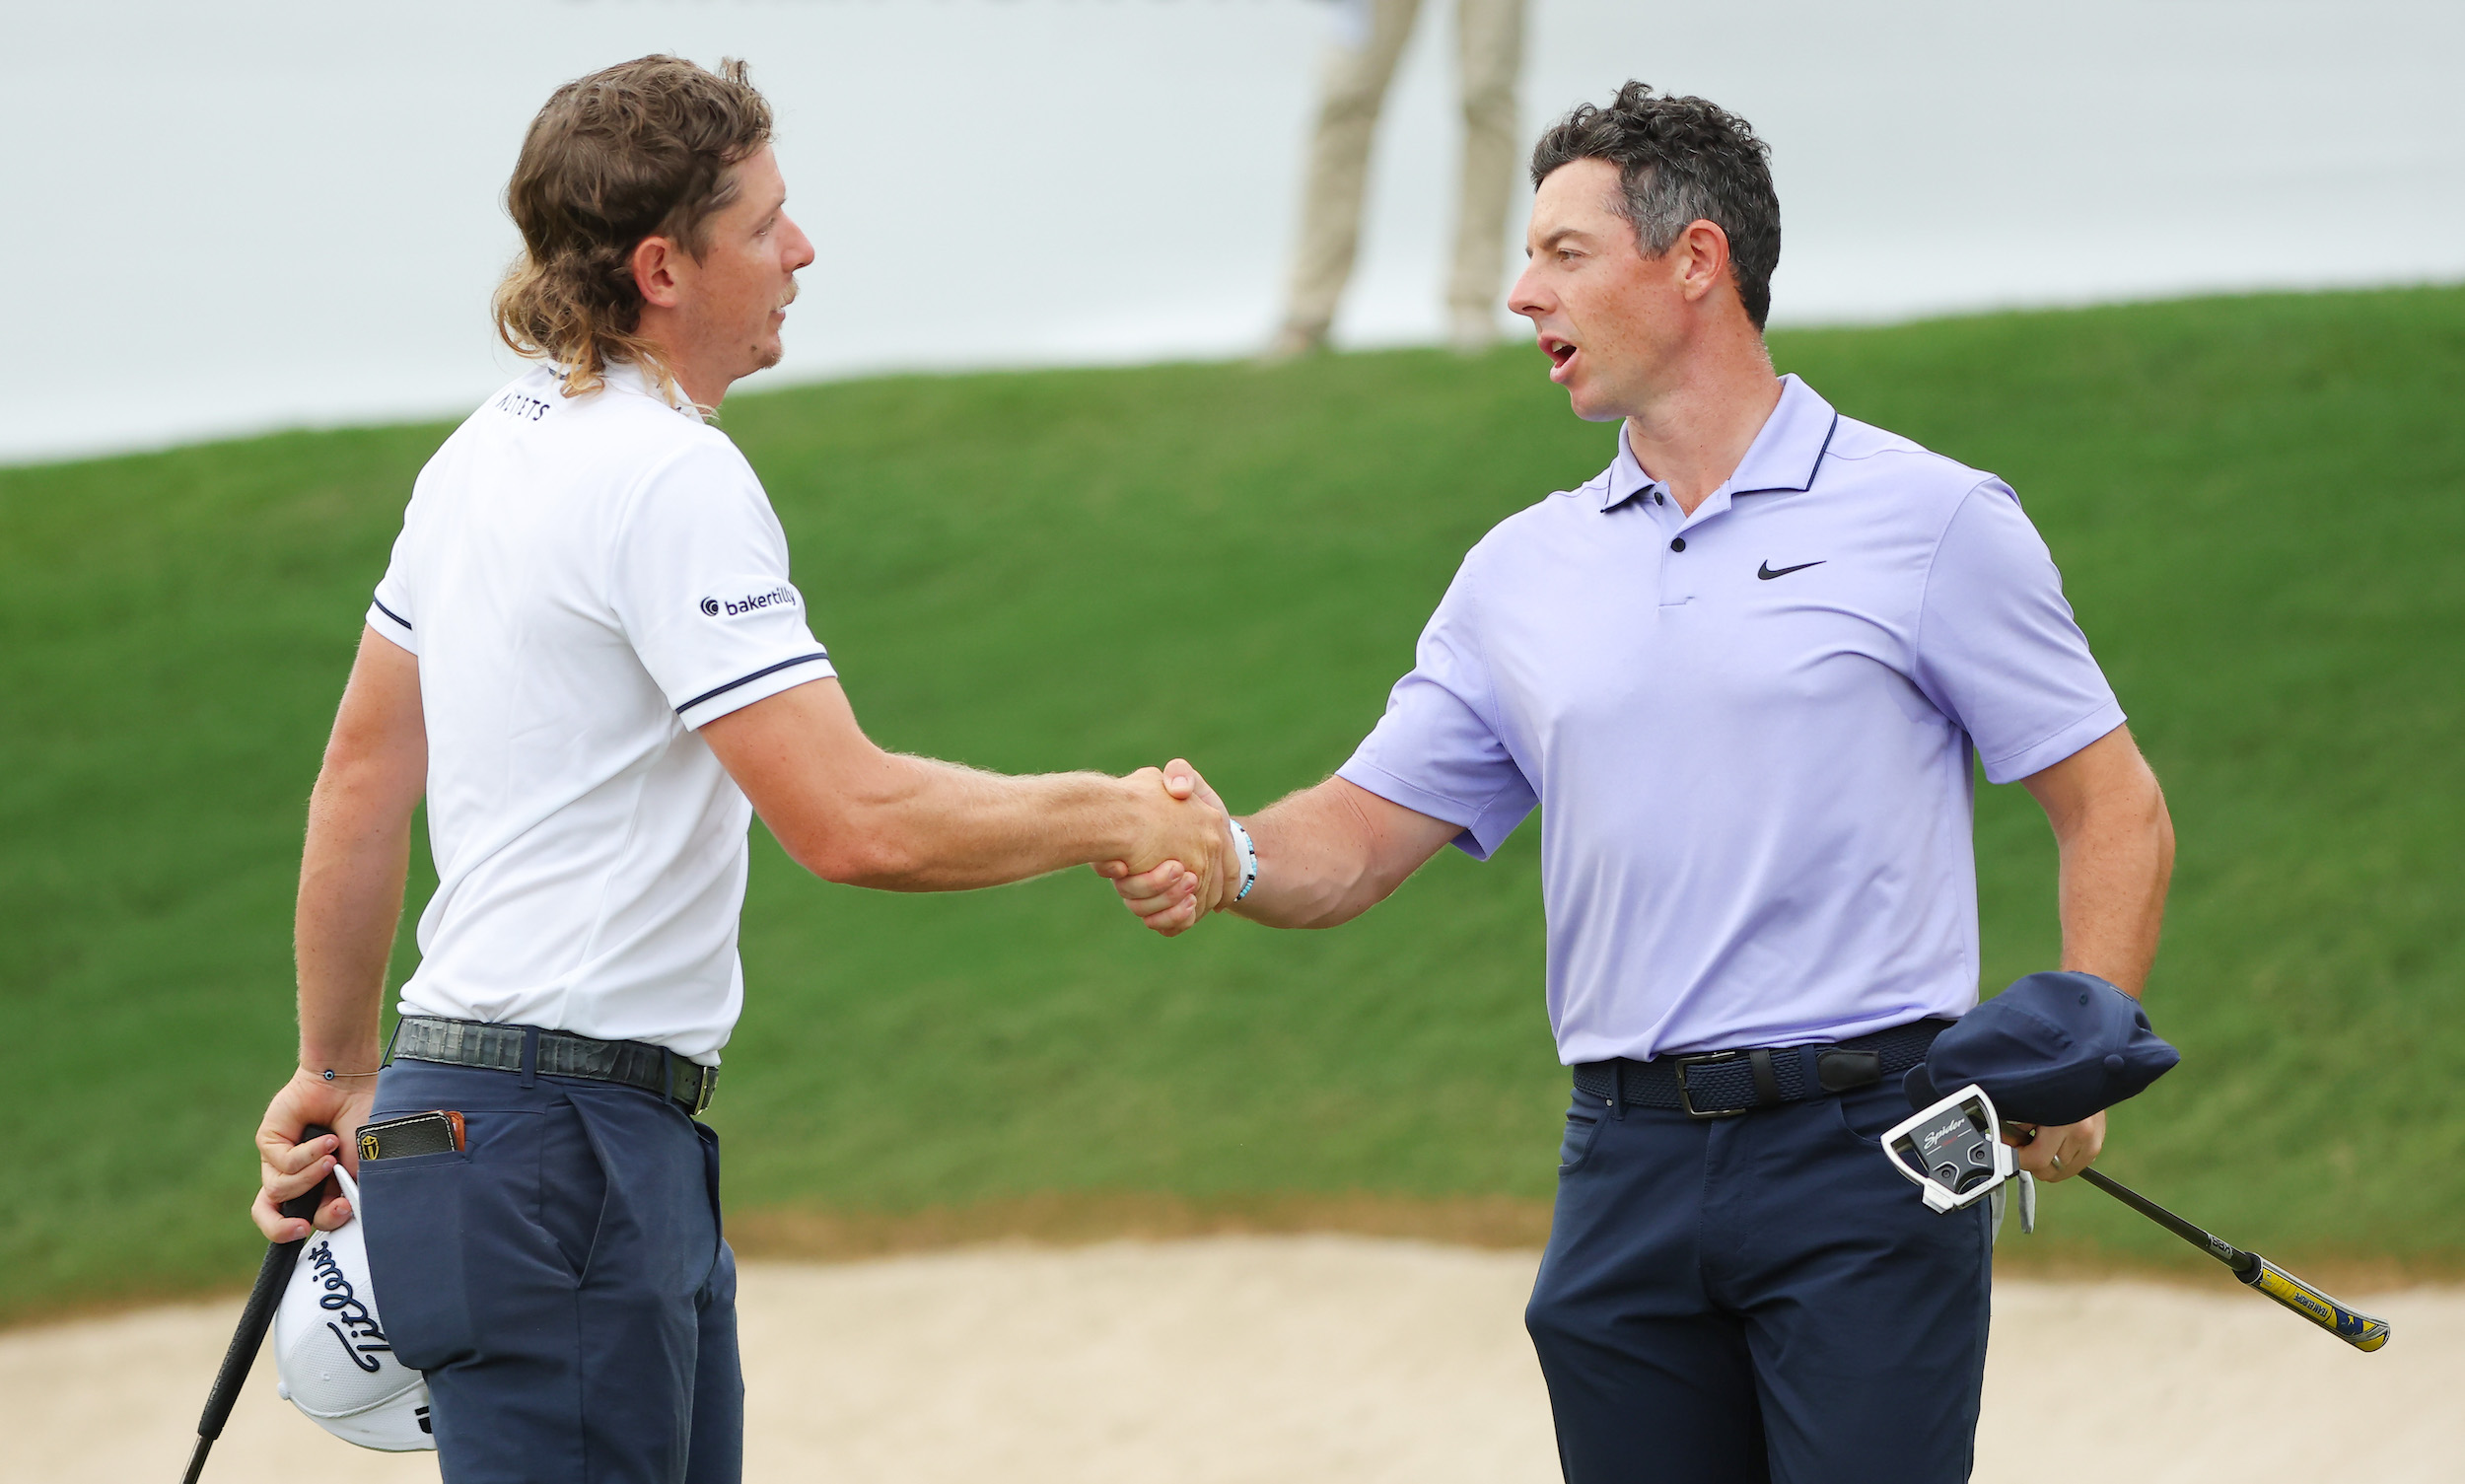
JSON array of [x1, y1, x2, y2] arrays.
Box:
[[4, 0, 2459, 462]]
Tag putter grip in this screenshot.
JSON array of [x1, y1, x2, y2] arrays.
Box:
[[193, 1233, 305, 1445], [2241, 1257, 2391, 1352], [193, 1126, 333, 1444]]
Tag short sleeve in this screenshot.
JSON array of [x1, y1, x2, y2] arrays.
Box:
[[608, 441, 835, 729], [367, 504, 419, 654], [1335, 563, 1537, 860], [1912, 480, 2125, 784]]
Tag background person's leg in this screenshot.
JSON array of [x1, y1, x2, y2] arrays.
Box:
[[1716, 1081, 1996, 1484], [1446, 0, 1527, 351], [1269, 0, 1423, 358], [1524, 1094, 1769, 1484]]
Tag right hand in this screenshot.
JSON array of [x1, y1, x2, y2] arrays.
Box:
[[1105, 763, 1231, 935], [2001, 1110, 2106, 1183], [1100, 760, 1234, 937], [251, 1068, 374, 1240]]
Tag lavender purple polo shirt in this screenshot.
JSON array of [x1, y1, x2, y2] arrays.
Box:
[[1337, 375, 2125, 1064]]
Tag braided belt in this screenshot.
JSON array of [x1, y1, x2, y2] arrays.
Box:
[[388, 1016, 717, 1114], [1573, 1019, 1946, 1119]]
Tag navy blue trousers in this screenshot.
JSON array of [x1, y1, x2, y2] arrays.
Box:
[[1525, 1077, 1992, 1484], [359, 1058, 742, 1484]]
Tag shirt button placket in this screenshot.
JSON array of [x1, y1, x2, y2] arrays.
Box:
[[1660, 515, 1699, 607]]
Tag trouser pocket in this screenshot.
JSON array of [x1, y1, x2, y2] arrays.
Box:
[[1558, 1095, 1607, 1174], [358, 1105, 544, 1372], [358, 1147, 475, 1372]]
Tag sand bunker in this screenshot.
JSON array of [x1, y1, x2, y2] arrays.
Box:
[[5, 1236, 2453, 1482]]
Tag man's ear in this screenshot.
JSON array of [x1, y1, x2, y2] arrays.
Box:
[[630, 235, 685, 311], [1673, 219, 1733, 306]]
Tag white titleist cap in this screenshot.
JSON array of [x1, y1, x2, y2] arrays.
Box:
[[270, 1166, 436, 1451]]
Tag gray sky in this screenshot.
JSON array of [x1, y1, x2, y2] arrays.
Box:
[[6, 0, 2459, 462]]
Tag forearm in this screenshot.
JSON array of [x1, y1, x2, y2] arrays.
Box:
[[817, 753, 1146, 890], [2053, 786, 2173, 995], [291, 629, 426, 1073], [709, 679, 1221, 892], [1235, 778, 1444, 929], [2026, 729, 2175, 997], [295, 761, 416, 1070]]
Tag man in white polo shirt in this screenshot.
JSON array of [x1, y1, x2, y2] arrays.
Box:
[[1111, 83, 2174, 1479], [249, 56, 1224, 1483]]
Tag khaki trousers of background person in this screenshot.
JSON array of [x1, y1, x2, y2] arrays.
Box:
[[1273, 0, 1528, 355]]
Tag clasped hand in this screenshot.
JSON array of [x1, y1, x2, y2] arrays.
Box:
[[1098, 759, 1229, 937]]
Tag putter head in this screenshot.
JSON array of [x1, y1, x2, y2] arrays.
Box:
[[1880, 1083, 2015, 1213]]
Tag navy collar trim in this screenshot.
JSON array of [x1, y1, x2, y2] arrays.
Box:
[[1598, 377, 1839, 513], [1734, 412, 1840, 498]]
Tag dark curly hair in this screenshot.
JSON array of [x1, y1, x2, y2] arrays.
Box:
[[493, 55, 773, 397], [1529, 82, 1781, 329]]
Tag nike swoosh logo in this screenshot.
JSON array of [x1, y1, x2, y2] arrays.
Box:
[[1758, 559, 1826, 580]]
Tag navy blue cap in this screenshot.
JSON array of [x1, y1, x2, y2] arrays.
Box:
[[1904, 971, 2180, 1126]]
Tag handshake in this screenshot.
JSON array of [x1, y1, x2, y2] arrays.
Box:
[[1098, 758, 1243, 938]]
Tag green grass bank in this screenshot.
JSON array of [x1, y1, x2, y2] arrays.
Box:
[[3, 287, 2460, 1324]]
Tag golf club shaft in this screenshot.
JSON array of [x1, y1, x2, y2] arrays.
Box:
[[2077, 1166, 2389, 1352], [2076, 1166, 2231, 1258], [182, 1126, 331, 1483]]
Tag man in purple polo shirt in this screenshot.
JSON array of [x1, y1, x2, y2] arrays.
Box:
[[1107, 82, 2175, 1479]]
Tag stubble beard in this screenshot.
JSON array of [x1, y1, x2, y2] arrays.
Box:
[[753, 284, 796, 373]]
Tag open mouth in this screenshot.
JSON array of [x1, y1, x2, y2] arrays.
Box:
[[1541, 334, 1578, 372]]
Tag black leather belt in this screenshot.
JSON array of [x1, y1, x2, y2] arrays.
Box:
[[1573, 1019, 1945, 1119], [387, 1016, 718, 1115]]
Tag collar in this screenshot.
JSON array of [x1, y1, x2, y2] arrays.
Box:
[[1597, 374, 1841, 514], [609, 357, 707, 420], [556, 357, 705, 420]]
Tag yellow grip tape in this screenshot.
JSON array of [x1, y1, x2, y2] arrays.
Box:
[[2251, 1260, 2391, 1352]]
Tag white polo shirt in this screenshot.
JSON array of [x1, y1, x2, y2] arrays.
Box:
[[368, 360, 833, 1064], [1339, 375, 2124, 1063]]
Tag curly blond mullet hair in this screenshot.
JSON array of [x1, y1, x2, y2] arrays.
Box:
[[493, 55, 772, 397]]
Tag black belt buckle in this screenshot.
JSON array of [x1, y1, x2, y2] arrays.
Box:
[[669, 1059, 717, 1115], [1672, 1050, 1748, 1119]]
